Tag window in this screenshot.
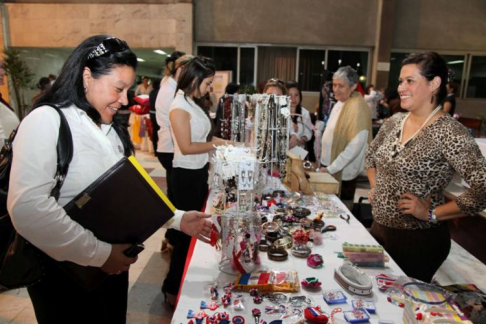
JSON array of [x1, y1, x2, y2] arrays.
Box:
[[257, 46, 297, 85], [467, 56, 486, 99], [239, 47, 255, 86], [298, 49, 325, 91], [442, 55, 465, 92], [197, 46, 238, 83], [327, 50, 369, 87]]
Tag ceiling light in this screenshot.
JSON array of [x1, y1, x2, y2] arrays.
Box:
[[137, 58, 145, 62], [154, 50, 167, 55], [447, 60, 464, 65]]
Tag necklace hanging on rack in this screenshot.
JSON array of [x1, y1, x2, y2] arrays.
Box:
[[391, 105, 442, 158]]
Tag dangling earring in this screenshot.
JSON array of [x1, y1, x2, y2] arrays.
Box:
[[430, 94, 434, 104], [84, 87, 88, 94]]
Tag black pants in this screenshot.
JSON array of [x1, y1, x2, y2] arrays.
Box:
[[156, 152, 174, 202], [162, 164, 209, 295], [340, 177, 357, 200], [149, 113, 159, 154], [370, 221, 450, 283], [27, 257, 128, 324]]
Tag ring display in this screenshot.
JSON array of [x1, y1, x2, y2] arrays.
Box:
[[268, 247, 288, 261]]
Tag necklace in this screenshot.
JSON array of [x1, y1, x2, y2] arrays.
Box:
[[391, 105, 442, 158]]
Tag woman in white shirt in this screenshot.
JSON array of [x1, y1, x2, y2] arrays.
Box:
[[7, 35, 212, 324], [155, 52, 193, 201], [163, 56, 228, 306], [134, 76, 153, 96], [286, 81, 313, 150]]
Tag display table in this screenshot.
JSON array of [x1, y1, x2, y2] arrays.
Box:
[[172, 193, 409, 323]]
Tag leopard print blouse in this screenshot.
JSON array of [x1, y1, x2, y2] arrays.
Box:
[[365, 113, 486, 230]]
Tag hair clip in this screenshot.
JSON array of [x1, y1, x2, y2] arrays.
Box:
[[307, 254, 324, 268], [289, 295, 312, 307], [200, 301, 220, 311], [301, 277, 322, 289], [253, 296, 263, 304], [252, 309, 261, 324], [210, 285, 219, 300], [304, 306, 329, 323]]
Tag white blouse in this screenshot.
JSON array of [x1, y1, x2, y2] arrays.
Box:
[[156, 76, 177, 153], [170, 90, 212, 169], [8, 105, 183, 267], [290, 106, 313, 148]]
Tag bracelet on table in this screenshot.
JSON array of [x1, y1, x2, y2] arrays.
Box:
[[268, 247, 288, 261], [265, 231, 282, 243], [259, 239, 270, 252], [291, 244, 312, 258], [262, 221, 280, 234], [273, 237, 293, 250]]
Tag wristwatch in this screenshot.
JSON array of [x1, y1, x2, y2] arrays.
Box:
[[428, 209, 438, 224]]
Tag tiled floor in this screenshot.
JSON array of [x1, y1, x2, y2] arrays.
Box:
[[0, 150, 174, 324]]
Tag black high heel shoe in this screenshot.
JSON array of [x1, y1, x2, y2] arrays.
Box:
[[161, 287, 176, 310]]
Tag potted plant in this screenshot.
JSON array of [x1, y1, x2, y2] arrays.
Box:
[[2, 48, 34, 120]]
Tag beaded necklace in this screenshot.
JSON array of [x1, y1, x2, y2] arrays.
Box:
[[391, 105, 442, 158]]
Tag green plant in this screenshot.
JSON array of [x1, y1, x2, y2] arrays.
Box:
[[240, 84, 257, 95], [2, 48, 35, 119]]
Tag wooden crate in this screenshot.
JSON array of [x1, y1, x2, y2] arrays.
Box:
[[307, 172, 340, 194]]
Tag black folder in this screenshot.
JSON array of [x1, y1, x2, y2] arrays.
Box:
[[59, 156, 175, 290]]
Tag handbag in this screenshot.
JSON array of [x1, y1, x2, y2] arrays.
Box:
[[0, 105, 73, 290], [129, 104, 150, 115], [129, 95, 150, 115]]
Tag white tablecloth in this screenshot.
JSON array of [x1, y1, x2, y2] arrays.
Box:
[[172, 192, 410, 323]]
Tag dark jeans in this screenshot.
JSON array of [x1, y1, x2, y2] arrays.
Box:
[[370, 221, 450, 282], [340, 177, 357, 201], [162, 164, 209, 296], [28, 257, 128, 324]]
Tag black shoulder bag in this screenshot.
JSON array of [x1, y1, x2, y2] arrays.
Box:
[[0, 105, 73, 290]]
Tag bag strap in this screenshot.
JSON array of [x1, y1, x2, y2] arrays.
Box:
[[45, 105, 73, 200]]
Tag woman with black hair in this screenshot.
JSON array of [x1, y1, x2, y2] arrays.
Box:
[[7, 35, 213, 323], [366, 52, 486, 282], [314, 74, 335, 164], [286, 81, 313, 150], [155, 51, 193, 201], [443, 80, 458, 116], [32, 76, 51, 104], [163, 56, 228, 307]]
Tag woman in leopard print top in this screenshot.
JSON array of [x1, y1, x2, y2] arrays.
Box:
[[365, 52, 486, 282]]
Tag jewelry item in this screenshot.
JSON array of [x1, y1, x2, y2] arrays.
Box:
[[267, 247, 288, 261], [273, 237, 293, 250], [307, 254, 324, 268], [392, 105, 442, 158]]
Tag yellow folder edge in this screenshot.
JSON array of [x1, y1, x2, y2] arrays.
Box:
[[128, 155, 176, 212]]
